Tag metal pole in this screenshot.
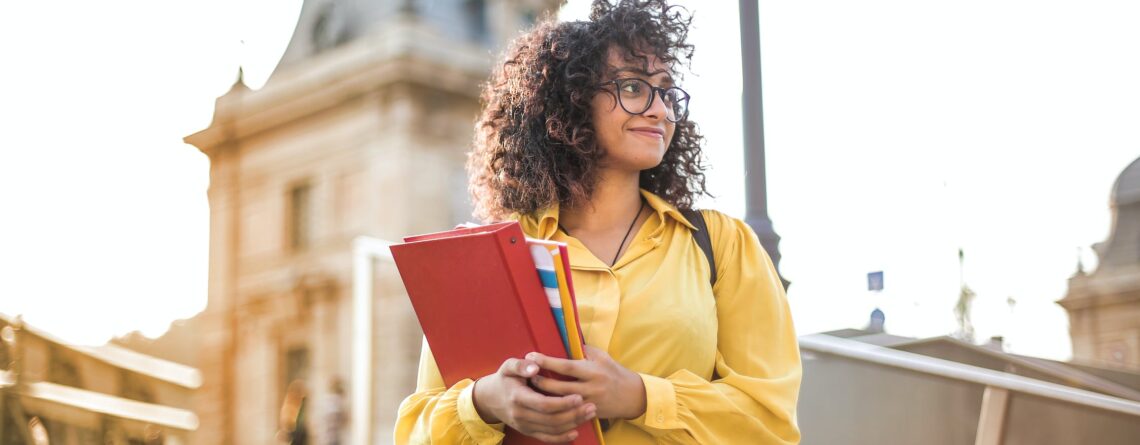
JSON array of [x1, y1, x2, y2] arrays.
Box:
[[739, 0, 788, 288]]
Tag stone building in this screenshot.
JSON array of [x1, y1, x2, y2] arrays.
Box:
[[1060, 156, 1140, 371], [183, 1, 559, 444], [0, 314, 200, 445]]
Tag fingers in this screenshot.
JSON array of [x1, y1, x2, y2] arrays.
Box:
[[494, 364, 596, 437], [513, 399, 596, 436], [530, 373, 582, 397], [499, 357, 540, 379], [516, 403, 595, 432], [513, 388, 583, 415], [529, 429, 580, 444], [526, 352, 591, 379]]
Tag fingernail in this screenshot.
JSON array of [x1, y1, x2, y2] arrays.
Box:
[[526, 352, 537, 361], [568, 432, 578, 440], [526, 364, 538, 375]]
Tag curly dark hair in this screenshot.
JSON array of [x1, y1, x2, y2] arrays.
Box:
[[467, 0, 710, 222]]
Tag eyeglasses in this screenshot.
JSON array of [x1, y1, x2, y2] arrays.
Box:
[[598, 78, 690, 123]]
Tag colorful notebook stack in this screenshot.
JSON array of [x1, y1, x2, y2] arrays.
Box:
[[527, 239, 605, 442], [526, 240, 589, 362], [390, 221, 605, 445]]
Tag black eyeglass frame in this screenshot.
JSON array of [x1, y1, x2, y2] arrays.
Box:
[[597, 78, 691, 123]]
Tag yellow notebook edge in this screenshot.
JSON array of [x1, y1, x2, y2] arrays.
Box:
[[550, 248, 607, 445], [550, 249, 585, 360]]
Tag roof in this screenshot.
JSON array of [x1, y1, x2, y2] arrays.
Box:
[[799, 334, 1140, 418], [823, 328, 1140, 402], [819, 328, 918, 347], [1, 313, 201, 389], [1080, 155, 1140, 272], [1060, 358, 1140, 391], [1, 370, 199, 431], [75, 343, 202, 389], [1113, 156, 1140, 206], [896, 336, 1140, 401], [271, 0, 554, 84]]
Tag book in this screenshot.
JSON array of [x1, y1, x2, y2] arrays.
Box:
[[531, 240, 604, 441], [526, 240, 589, 360], [391, 221, 604, 445], [528, 241, 571, 354]]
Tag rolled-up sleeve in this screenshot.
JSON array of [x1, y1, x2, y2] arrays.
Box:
[[395, 339, 507, 445], [625, 212, 802, 444]]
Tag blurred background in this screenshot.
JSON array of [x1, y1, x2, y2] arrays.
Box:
[[1, 0, 1139, 444]]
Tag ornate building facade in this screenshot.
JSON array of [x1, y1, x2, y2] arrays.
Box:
[[1060, 156, 1140, 370], [184, 1, 559, 443], [0, 315, 200, 445]]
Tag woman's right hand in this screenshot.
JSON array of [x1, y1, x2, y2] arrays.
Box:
[[473, 356, 597, 443]]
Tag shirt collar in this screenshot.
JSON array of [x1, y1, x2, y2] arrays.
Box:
[[641, 189, 698, 231], [515, 189, 697, 240]]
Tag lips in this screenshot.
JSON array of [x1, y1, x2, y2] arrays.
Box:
[[629, 127, 665, 138]]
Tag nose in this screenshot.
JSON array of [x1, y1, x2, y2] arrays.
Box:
[[643, 88, 670, 121]]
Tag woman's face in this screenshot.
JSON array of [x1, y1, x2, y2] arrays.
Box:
[[591, 48, 677, 173]]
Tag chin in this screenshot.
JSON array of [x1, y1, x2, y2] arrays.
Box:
[[601, 138, 668, 171], [635, 154, 667, 171]]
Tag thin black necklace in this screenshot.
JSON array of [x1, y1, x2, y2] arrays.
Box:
[[559, 199, 646, 267]]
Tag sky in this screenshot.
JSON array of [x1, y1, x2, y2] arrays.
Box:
[[1, 0, 1138, 362]]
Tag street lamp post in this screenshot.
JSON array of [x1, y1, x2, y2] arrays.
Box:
[[739, 0, 788, 289]]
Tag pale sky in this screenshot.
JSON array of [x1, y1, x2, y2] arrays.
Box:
[[2, 0, 1138, 363]]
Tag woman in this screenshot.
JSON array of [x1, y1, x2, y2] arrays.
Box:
[[395, 1, 801, 443]]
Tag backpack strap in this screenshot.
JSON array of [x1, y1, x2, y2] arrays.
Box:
[[680, 208, 716, 287]]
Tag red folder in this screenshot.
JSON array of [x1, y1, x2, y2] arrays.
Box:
[[390, 221, 603, 445]]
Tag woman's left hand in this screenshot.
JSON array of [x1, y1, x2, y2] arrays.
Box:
[[526, 345, 647, 421]]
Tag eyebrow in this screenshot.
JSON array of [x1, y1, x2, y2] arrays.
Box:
[[610, 67, 675, 86]]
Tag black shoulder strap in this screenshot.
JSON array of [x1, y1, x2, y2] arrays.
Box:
[[681, 208, 716, 287]]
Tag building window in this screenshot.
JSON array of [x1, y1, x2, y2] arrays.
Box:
[[289, 183, 314, 252], [119, 370, 156, 403], [48, 347, 82, 387], [283, 346, 310, 390]]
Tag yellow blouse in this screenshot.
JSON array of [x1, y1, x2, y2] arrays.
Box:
[[395, 189, 801, 444]]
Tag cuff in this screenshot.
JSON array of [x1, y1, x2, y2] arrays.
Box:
[[626, 373, 680, 430], [457, 381, 507, 440]]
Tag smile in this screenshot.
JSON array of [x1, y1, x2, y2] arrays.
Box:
[[629, 128, 665, 139]]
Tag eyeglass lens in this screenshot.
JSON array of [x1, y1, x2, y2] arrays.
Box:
[[614, 78, 689, 122]]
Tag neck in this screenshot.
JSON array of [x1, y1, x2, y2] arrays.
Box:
[[560, 169, 643, 233]]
